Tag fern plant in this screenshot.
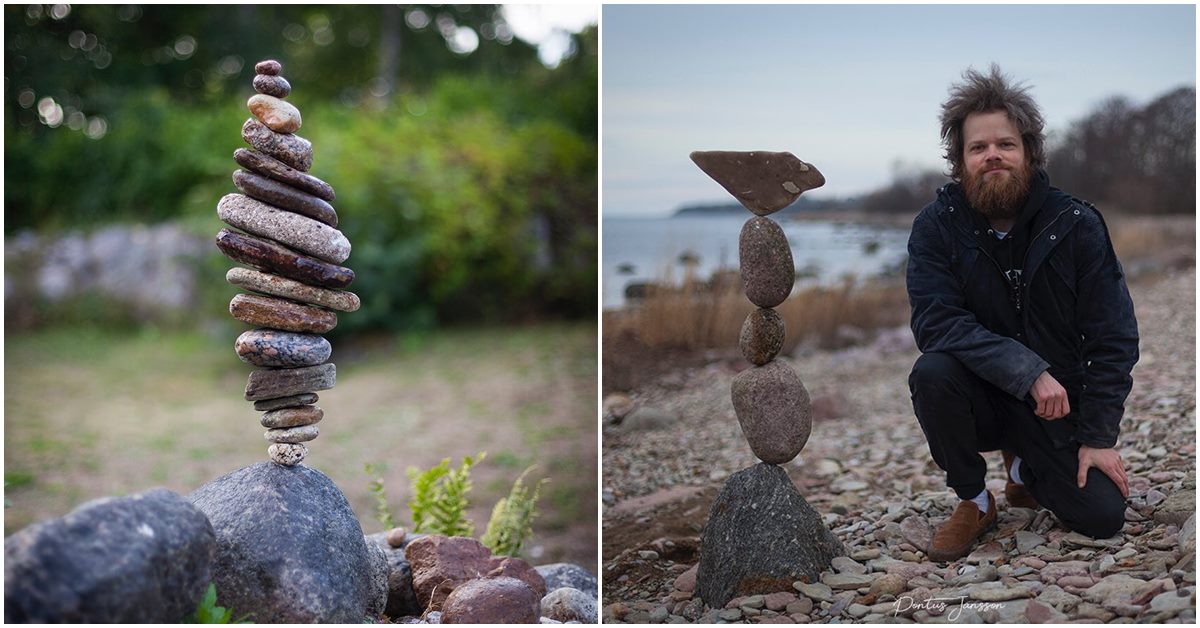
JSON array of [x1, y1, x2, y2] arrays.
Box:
[[184, 583, 242, 623], [481, 466, 548, 557], [365, 463, 397, 531], [407, 453, 484, 537]]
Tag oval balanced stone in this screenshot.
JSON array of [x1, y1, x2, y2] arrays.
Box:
[[268, 442, 307, 466], [261, 405, 324, 428], [247, 94, 301, 134], [242, 118, 312, 171], [234, 149, 335, 202], [236, 330, 331, 368], [740, 308, 785, 365], [254, 392, 319, 412], [245, 363, 336, 401], [255, 59, 282, 75], [739, 217, 795, 308], [730, 359, 812, 464], [229, 293, 337, 334], [690, 150, 826, 216], [265, 424, 319, 444], [226, 267, 359, 312], [215, 229, 354, 289], [232, 170, 338, 227], [217, 194, 350, 264], [253, 74, 291, 98]]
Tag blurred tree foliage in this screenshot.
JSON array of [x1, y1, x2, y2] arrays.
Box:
[[5, 5, 597, 327]]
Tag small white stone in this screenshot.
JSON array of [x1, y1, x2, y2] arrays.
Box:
[[268, 442, 308, 465], [782, 181, 801, 194]]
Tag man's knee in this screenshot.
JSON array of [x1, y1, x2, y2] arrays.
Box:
[[909, 352, 969, 394], [1055, 475, 1127, 539]]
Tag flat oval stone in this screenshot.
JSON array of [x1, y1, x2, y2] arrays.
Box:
[[236, 330, 331, 368], [261, 405, 324, 428], [242, 118, 312, 172], [247, 94, 301, 134], [227, 267, 359, 312], [268, 442, 307, 466], [245, 363, 336, 401], [253, 74, 291, 98], [215, 228, 354, 289], [232, 169, 338, 227], [739, 217, 794, 308], [265, 424, 319, 444], [254, 392, 319, 412], [690, 151, 825, 216], [234, 149, 335, 202], [740, 308, 785, 365], [730, 359, 812, 464], [255, 59, 282, 75], [217, 193, 350, 264], [229, 293, 337, 334]]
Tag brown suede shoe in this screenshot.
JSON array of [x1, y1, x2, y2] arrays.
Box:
[[1002, 450, 1040, 509], [928, 491, 997, 562]]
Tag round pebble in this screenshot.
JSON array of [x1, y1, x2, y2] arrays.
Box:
[[260, 405, 324, 428], [268, 442, 307, 466], [739, 216, 795, 308], [253, 73, 291, 98], [386, 527, 407, 548], [255, 59, 282, 75], [730, 359, 812, 464], [739, 308, 785, 365], [265, 424, 319, 444], [247, 94, 301, 134]]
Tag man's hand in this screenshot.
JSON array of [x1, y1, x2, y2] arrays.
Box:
[[1029, 371, 1070, 419], [1077, 446, 1129, 498]]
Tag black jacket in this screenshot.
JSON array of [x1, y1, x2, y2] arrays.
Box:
[[906, 172, 1139, 449]]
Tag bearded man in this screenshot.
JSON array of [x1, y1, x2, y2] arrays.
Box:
[[906, 65, 1139, 561]]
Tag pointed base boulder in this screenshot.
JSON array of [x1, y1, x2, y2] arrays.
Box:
[[696, 463, 844, 608]]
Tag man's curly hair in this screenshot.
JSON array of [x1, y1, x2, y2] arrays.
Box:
[[940, 64, 1046, 182]]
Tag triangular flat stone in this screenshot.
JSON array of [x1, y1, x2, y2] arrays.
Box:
[[690, 151, 825, 216]]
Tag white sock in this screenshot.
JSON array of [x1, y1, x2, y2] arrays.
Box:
[[1010, 456, 1025, 485], [970, 489, 990, 512]]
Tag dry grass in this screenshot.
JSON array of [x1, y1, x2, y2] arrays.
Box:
[[1106, 213, 1195, 266]]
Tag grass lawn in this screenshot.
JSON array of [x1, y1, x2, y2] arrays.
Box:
[[4, 321, 597, 571]]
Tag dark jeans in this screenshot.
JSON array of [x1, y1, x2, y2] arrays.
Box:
[[909, 352, 1126, 539]]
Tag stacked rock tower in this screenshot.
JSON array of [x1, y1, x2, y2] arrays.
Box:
[[689, 151, 845, 608], [214, 59, 359, 467]]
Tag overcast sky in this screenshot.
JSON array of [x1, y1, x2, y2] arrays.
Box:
[[603, 4, 1196, 217]]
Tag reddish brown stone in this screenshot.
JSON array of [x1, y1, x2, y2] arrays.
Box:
[[229, 293, 337, 334], [739, 308, 785, 365], [690, 150, 825, 216], [234, 149, 336, 202], [255, 59, 282, 75], [215, 228, 354, 289], [731, 360, 812, 464], [440, 577, 540, 624], [405, 536, 493, 611], [486, 556, 547, 600]]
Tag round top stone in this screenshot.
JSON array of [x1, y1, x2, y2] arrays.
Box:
[[255, 59, 282, 75]]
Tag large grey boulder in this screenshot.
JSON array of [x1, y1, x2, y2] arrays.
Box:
[[189, 462, 374, 622], [4, 488, 215, 623], [696, 463, 844, 608]]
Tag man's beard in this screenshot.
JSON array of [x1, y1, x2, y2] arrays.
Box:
[[963, 162, 1032, 221]]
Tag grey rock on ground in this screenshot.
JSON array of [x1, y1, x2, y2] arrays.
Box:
[[541, 587, 598, 623], [696, 463, 844, 608], [366, 532, 423, 619], [536, 562, 598, 598], [189, 462, 374, 622], [364, 537, 390, 618], [4, 488, 215, 623]]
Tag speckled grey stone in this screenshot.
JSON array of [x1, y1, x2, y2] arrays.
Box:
[[229, 293, 337, 334], [261, 405, 324, 429], [265, 424, 319, 444], [255, 59, 282, 75], [242, 118, 312, 172], [248, 94, 301, 134], [730, 360, 812, 464], [267, 443, 307, 466], [245, 363, 336, 401], [218, 194, 349, 264], [215, 230, 354, 290], [739, 217, 794, 308], [227, 268, 359, 312], [739, 308, 785, 365], [236, 330, 331, 367], [232, 170, 338, 227], [253, 74, 291, 98], [690, 151, 826, 216], [234, 149, 335, 202], [253, 393, 319, 412]]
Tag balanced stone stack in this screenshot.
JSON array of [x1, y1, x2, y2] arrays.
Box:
[[214, 59, 359, 467], [688, 151, 844, 608]]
